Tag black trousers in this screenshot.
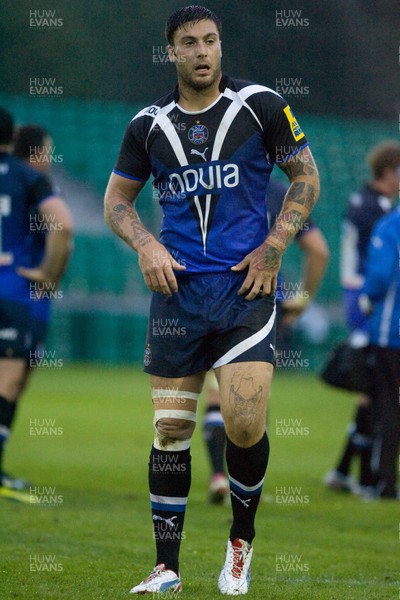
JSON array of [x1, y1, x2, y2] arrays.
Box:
[[370, 346, 400, 498]]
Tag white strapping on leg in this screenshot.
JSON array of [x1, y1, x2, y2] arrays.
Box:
[[152, 389, 200, 401], [153, 406, 198, 451], [153, 438, 192, 451], [154, 409, 197, 422]]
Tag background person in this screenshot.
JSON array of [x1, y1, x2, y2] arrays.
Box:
[[324, 140, 400, 495], [359, 206, 400, 499], [0, 110, 72, 501], [14, 124, 71, 376]]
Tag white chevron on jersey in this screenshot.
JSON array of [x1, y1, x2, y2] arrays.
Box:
[[212, 92, 243, 160], [193, 192, 212, 255], [148, 103, 216, 256], [224, 84, 282, 131], [189, 92, 245, 254], [197, 85, 272, 253], [148, 103, 188, 166]]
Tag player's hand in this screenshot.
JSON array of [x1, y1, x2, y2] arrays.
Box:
[[138, 239, 186, 296], [280, 296, 310, 326], [231, 243, 282, 301], [17, 266, 57, 284], [16, 266, 59, 300]]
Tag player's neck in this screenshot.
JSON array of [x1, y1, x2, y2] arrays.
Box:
[[177, 75, 222, 112], [0, 144, 12, 153]]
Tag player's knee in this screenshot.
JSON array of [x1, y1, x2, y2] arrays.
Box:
[[0, 361, 26, 401], [152, 391, 199, 451], [154, 416, 196, 451], [156, 417, 195, 441], [226, 422, 264, 448]]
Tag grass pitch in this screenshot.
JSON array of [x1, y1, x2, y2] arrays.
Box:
[[0, 365, 398, 599]]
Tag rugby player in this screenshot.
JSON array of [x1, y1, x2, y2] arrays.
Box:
[[104, 6, 319, 595], [0, 109, 72, 501], [14, 125, 70, 376]]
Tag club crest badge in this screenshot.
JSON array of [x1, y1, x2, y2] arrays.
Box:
[[188, 122, 209, 145]]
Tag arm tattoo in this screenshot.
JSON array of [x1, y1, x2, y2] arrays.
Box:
[[229, 377, 263, 426], [268, 149, 319, 252], [110, 203, 152, 249], [280, 156, 318, 179], [285, 181, 317, 212]]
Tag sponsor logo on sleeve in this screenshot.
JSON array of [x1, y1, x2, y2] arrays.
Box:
[[283, 105, 304, 142]]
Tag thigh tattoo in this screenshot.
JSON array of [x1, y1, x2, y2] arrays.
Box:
[[229, 376, 263, 424]]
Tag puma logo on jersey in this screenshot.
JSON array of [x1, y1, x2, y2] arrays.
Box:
[[190, 147, 208, 162], [168, 163, 239, 195]]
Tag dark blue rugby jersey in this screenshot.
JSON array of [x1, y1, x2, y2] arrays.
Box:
[[341, 184, 393, 285], [26, 228, 51, 321], [0, 152, 55, 304], [114, 76, 308, 273], [29, 181, 63, 321]]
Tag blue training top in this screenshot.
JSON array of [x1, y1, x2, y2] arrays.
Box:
[[363, 206, 400, 349], [0, 152, 55, 305]]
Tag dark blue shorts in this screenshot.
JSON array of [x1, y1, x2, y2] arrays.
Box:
[[0, 298, 31, 359], [143, 271, 276, 378]]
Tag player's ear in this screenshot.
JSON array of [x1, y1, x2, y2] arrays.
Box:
[[220, 39, 222, 58], [167, 45, 176, 63]]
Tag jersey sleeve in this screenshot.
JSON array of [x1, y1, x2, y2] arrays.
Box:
[[246, 90, 308, 164], [248, 88, 308, 164], [264, 99, 308, 164], [113, 116, 152, 182]]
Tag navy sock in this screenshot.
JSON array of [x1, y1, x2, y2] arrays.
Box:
[[336, 437, 357, 475], [149, 446, 191, 575], [226, 433, 269, 544], [355, 404, 373, 437], [0, 395, 17, 473], [337, 405, 373, 475], [203, 406, 226, 474]]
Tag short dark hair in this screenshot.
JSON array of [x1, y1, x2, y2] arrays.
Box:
[[368, 140, 400, 180], [165, 5, 222, 45], [0, 107, 14, 145], [14, 125, 49, 160]]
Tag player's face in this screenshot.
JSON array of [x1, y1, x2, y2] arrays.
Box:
[[168, 20, 222, 92], [383, 165, 400, 198]]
